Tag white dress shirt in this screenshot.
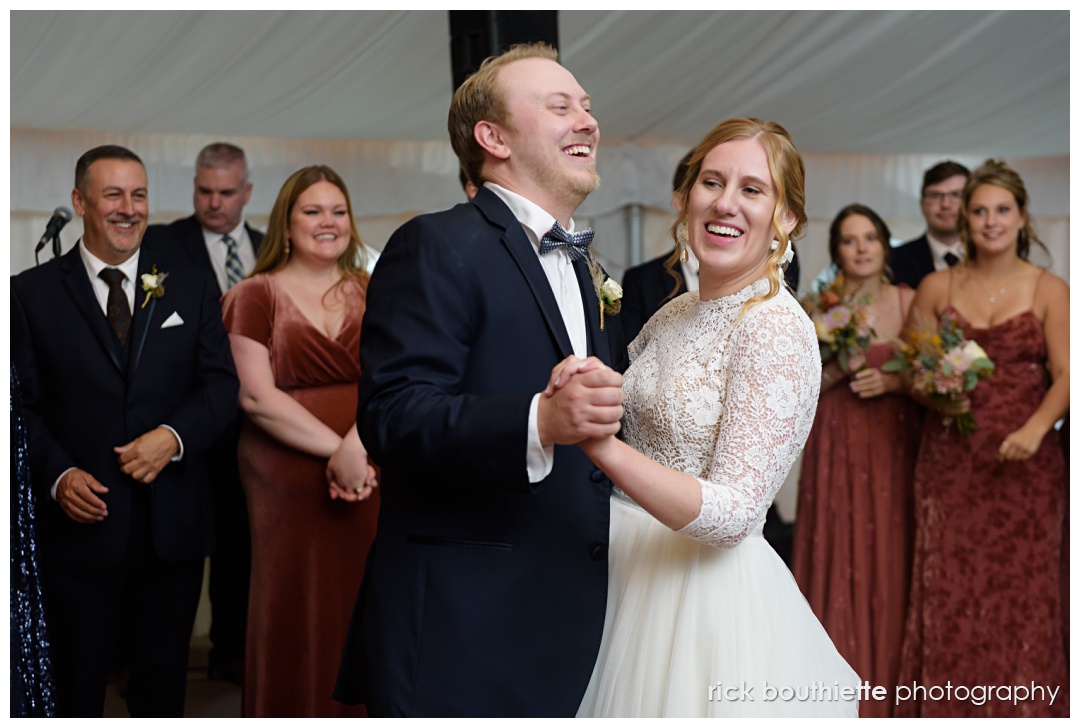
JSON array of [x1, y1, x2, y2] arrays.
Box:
[[485, 183, 589, 483], [79, 237, 140, 314], [926, 232, 965, 271], [203, 220, 257, 292]]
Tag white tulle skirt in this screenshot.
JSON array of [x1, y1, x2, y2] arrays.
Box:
[[577, 495, 861, 718]]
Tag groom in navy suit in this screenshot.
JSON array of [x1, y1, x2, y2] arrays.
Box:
[[335, 43, 627, 717], [11, 145, 238, 716]]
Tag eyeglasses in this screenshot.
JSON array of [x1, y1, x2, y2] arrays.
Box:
[[923, 191, 962, 203]]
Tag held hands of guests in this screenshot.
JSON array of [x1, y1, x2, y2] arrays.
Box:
[[539, 355, 623, 446], [848, 367, 901, 399], [114, 426, 180, 484], [930, 392, 972, 417], [326, 430, 378, 502], [56, 468, 109, 523]]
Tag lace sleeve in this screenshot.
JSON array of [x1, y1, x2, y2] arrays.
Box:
[[677, 300, 821, 548]]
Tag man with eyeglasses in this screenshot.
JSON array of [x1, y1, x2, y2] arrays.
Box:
[[888, 160, 971, 289]]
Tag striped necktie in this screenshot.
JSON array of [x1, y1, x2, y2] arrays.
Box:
[[223, 234, 244, 288]]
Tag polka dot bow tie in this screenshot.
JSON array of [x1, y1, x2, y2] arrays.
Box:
[[539, 221, 595, 261]]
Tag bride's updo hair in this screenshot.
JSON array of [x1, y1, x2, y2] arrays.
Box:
[[667, 118, 807, 309]]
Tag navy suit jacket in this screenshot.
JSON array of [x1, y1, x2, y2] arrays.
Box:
[[143, 215, 264, 298], [888, 234, 934, 290], [334, 187, 627, 717], [10, 240, 239, 572]]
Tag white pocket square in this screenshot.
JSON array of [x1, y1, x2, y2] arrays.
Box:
[[161, 311, 184, 328]]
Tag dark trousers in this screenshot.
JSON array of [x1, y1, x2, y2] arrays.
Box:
[[206, 423, 251, 670], [44, 491, 203, 717]]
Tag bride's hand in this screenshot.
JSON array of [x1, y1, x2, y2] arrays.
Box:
[[543, 355, 610, 396], [579, 434, 619, 464]]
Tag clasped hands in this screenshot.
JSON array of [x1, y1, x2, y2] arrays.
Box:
[[57, 427, 180, 523], [326, 430, 378, 503], [537, 356, 624, 455]]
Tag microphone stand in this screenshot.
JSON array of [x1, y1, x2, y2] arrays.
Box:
[[34, 233, 63, 266]]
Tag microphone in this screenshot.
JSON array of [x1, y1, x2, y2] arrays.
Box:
[[35, 206, 73, 254]]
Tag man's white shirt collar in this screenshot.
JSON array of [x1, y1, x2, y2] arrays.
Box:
[[484, 183, 579, 247], [79, 238, 140, 287], [202, 219, 248, 248], [925, 231, 964, 270]]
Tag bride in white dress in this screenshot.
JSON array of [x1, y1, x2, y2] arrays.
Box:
[[555, 119, 860, 717]]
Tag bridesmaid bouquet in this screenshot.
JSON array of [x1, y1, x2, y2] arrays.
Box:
[[802, 275, 876, 372], [882, 312, 995, 436]]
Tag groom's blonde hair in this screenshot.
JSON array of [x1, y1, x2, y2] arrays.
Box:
[[449, 42, 560, 188]]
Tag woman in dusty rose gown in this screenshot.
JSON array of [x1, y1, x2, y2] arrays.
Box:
[[222, 166, 378, 717], [792, 204, 918, 717], [896, 160, 1069, 717]]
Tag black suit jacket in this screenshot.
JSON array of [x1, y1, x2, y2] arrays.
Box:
[[143, 215, 264, 298], [619, 250, 686, 345], [334, 187, 627, 717], [11, 240, 239, 572], [143, 214, 263, 526], [888, 234, 934, 290]]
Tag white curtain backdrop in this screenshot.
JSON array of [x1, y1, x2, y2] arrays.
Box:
[[12, 128, 1069, 294]]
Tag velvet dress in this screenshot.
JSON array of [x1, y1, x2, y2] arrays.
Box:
[[222, 274, 378, 718], [896, 286, 1068, 717]]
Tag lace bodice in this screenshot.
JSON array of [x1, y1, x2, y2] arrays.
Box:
[[621, 278, 821, 548]]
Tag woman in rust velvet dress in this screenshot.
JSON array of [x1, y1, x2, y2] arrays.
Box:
[[222, 166, 378, 718], [897, 160, 1069, 717], [793, 205, 919, 717]]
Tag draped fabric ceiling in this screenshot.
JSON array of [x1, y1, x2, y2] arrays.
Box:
[[9, 9, 1071, 285]]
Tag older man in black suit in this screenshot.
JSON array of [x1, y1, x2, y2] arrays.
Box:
[[143, 142, 262, 683], [11, 145, 238, 716], [887, 160, 970, 289]]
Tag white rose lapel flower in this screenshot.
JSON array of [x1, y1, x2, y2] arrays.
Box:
[[139, 265, 169, 309], [586, 256, 623, 331]]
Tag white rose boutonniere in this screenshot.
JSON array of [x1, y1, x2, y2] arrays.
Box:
[[586, 256, 623, 331], [140, 265, 169, 309]]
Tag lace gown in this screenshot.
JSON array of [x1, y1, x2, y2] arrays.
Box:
[[577, 279, 860, 718]]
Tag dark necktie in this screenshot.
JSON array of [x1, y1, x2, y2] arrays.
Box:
[[539, 221, 595, 262], [944, 252, 960, 268], [98, 268, 131, 345], [223, 234, 244, 288]]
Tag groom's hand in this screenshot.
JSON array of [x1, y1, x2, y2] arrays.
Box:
[[537, 357, 623, 446]]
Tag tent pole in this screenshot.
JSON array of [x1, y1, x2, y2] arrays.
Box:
[[626, 203, 644, 267]]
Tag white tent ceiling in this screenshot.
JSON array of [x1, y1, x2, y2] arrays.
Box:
[[8, 9, 1070, 286], [10, 10, 1069, 156]]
